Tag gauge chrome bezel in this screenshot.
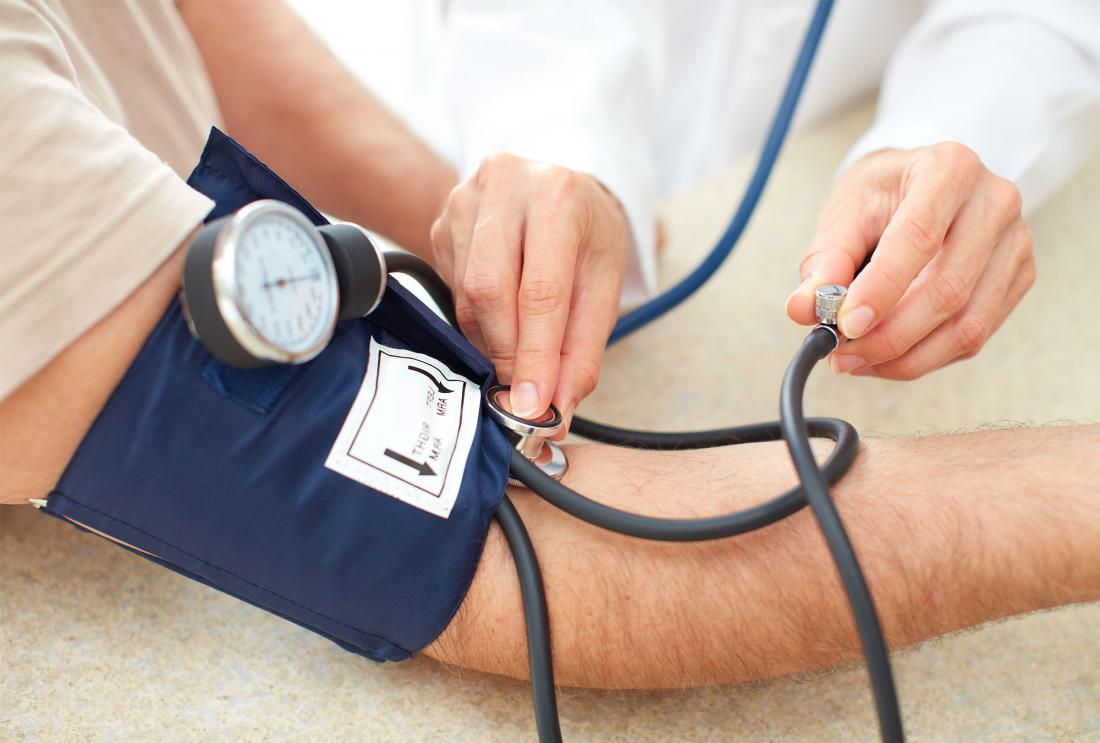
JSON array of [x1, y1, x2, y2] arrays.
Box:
[[209, 200, 340, 365]]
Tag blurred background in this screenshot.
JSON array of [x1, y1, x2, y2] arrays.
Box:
[[285, 2, 430, 130]]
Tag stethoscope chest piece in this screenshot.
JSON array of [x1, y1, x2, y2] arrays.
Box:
[[485, 385, 569, 484]]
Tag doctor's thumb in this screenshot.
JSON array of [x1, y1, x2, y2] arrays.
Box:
[[510, 379, 548, 421]]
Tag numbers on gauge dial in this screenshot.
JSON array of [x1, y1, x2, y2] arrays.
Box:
[[232, 213, 336, 355]]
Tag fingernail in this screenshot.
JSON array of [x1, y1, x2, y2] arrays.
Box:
[[840, 305, 875, 339], [832, 353, 866, 373], [849, 365, 879, 378], [510, 382, 541, 419]]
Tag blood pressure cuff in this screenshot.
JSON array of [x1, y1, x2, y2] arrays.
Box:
[[41, 127, 512, 662]]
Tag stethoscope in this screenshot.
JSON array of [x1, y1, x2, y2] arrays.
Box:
[[479, 2, 904, 739], [182, 1, 905, 740], [405, 260, 899, 743], [381, 3, 901, 737]]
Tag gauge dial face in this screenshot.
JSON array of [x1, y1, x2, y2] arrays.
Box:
[[227, 207, 338, 359]]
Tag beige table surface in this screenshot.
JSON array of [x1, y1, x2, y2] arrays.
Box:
[[3, 102, 1099, 742]]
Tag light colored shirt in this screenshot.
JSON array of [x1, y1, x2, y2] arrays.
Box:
[[0, 0, 218, 399], [413, 0, 1100, 306]]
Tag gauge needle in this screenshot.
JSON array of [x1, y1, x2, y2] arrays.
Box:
[[263, 270, 318, 292], [270, 272, 320, 287], [260, 261, 276, 308]]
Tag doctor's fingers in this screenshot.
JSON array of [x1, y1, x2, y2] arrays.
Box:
[[509, 195, 582, 420], [460, 197, 526, 383], [839, 143, 988, 341], [786, 173, 888, 325], [552, 234, 627, 437], [433, 181, 487, 351], [850, 220, 1035, 381], [833, 188, 1016, 372]]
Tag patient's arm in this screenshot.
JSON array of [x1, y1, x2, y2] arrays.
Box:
[[0, 244, 191, 505], [179, 0, 455, 260], [3, 2, 456, 504], [427, 425, 1100, 689]]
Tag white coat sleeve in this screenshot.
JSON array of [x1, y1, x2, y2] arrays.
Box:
[[844, 0, 1100, 213], [432, 0, 666, 306]]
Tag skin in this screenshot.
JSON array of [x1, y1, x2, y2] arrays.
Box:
[[178, 1, 456, 260], [786, 143, 1035, 380], [436, 142, 1035, 429], [0, 245, 193, 504], [428, 426, 1100, 689], [430, 154, 628, 429]]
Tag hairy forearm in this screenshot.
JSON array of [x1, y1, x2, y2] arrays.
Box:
[[428, 425, 1100, 689], [0, 245, 189, 504], [179, 1, 455, 259]]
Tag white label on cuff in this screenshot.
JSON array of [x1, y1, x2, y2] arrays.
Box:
[[325, 337, 481, 519]]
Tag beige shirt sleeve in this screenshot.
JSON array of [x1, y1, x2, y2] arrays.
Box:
[[0, 0, 213, 400]]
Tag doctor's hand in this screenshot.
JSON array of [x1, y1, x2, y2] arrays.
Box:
[[786, 143, 1035, 380], [431, 153, 629, 428]]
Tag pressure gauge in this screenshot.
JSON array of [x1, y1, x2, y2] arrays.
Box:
[[182, 200, 340, 367]]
